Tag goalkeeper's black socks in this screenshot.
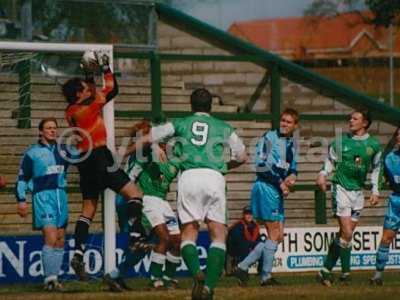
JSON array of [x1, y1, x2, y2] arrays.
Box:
[[126, 197, 143, 222], [128, 216, 146, 242], [74, 215, 92, 255]]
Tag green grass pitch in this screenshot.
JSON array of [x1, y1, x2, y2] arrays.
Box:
[[0, 271, 399, 300]]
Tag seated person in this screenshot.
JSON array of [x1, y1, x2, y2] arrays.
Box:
[[226, 206, 262, 274]]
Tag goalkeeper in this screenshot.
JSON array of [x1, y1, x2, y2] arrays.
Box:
[[62, 51, 143, 281], [104, 120, 182, 292]]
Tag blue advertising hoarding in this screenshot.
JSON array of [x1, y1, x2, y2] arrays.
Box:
[[0, 231, 211, 284]]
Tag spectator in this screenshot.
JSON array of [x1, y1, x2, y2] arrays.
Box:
[[226, 206, 261, 274]]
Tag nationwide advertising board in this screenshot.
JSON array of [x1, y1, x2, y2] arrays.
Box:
[[1, 226, 400, 284], [0, 231, 210, 284]]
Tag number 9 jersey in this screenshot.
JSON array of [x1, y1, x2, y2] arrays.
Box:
[[151, 112, 245, 174]]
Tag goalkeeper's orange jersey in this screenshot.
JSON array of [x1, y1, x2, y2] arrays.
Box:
[[65, 69, 118, 152]]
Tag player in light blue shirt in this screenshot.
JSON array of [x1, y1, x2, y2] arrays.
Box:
[[370, 126, 400, 285], [16, 118, 78, 291], [234, 108, 299, 286]]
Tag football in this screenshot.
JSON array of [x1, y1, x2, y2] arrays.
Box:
[[80, 50, 99, 71]]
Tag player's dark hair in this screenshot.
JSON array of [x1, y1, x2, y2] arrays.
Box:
[[129, 120, 151, 138], [62, 77, 84, 105], [352, 109, 372, 129], [190, 88, 212, 113], [38, 117, 58, 131], [281, 108, 299, 123]]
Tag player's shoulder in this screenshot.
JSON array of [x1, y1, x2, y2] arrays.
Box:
[[385, 149, 400, 162], [331, 132, 350, 146], [23, 143, 46, 160], [65, 103, 78, 114], [366, 135, 381, 147], [178, 113, 232, 129], [65, 104, 80, 121], [385, 151, 394, 163], [262, 129, 278, 141], [208, 115, 233, 131], [171, 114, 195, 128], [339, 132, 352, 141], [25, 143, 42, 154], [384, 151, 399, 174], [216, 116, 232, 126]]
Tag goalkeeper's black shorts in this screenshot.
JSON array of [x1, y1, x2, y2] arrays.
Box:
[[77, 146, 130, 200]]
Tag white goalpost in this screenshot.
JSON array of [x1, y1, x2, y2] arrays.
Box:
[[0, 41, 117, 274]]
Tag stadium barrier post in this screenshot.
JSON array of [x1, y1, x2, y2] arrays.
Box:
[[314, 188, 327, 224], [150, 51, 162, 122], [270, 63, 281, 130]]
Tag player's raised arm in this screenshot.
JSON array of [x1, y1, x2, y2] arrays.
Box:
[[124, 122, 175, 158], [80, 50, 118, 104], [97, 52, 118, 102], [227, 131, 248, 170]]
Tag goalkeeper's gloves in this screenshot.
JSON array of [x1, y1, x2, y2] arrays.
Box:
[[94, 50, 110, 72]]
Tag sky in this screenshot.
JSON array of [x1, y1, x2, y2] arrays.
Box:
[[171, 0, 316, 29]]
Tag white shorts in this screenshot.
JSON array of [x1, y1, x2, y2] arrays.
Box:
[[332, 184, 364, 221], [142, 195, 180, 235], [177, 168, 226, 225]]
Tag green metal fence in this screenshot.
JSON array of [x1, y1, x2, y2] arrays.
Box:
[[1, 183, 389, 225]]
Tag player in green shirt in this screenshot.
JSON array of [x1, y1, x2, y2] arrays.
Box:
[[105, 120, 181, 291], [133, 88, 248, 300], [316, 110, 382, 286]]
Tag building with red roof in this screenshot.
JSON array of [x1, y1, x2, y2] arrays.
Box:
[[228, 11, 399, 62], [228, 11, 399, 103]]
